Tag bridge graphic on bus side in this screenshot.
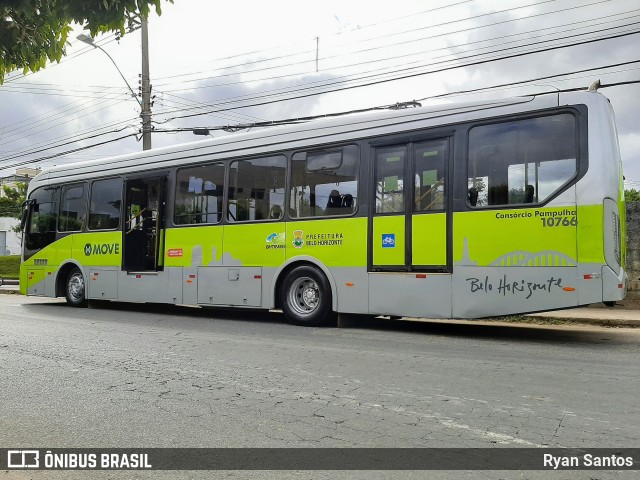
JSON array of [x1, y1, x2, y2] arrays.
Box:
[[456, 238, 576, 267], [488, 250, 577, 267]]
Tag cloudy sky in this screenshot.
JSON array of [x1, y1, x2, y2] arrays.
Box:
[[1, 0, 639, 187]]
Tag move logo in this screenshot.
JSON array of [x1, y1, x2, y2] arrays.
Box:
[[84, 243, 120, 256]]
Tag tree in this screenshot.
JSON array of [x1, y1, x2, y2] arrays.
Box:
[[0, 0, 171, 84], [0, 182, 28, 234], [625, 189, 640, 203]]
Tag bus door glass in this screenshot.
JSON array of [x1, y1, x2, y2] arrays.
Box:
[[371, 138, 449, 271], [123, 176, 167, 272]]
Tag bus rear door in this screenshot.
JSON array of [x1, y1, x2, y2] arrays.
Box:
[[369, 137, 451, 317]]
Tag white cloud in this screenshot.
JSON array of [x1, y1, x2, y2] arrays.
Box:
[[0, 0, 638, 180]]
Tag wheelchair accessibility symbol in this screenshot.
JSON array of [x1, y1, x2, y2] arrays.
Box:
[[382, 234, 396, 248]]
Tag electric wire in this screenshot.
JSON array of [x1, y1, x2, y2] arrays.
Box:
[[153, 20, 640, 112], [152, 0, 617, 89], [154, 29, 640, 123], [1, 1, 637, 169], [6, 79, 639, 172]]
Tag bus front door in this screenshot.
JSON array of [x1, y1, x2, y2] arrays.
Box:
[[123, 176, 167, 272]]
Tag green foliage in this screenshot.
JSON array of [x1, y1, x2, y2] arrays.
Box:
[[0, 182, 27, 234], [0, 0, 171, 84], [2, 182, 27, 208], [0, 255, 21, 279], [0, 198, 20, 218], [625, 189, 640, 203]]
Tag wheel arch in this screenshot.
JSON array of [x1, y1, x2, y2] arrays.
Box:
[[55, 260, 86, 298], [271, 256, 337, 311]]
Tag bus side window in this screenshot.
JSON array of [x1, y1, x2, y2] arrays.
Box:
[[59, 184, 87, 232], [467, 114, 577, 207], [89, 178, 121, 230], [175, 164, 224, 225], [290, 145, 359, 218], [24, 186, 59, 258], [227, 155, 286, 223]]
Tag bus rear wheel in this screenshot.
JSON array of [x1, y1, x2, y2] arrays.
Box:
[[65, 267, 87, 307], [281, 265, 334, 326]]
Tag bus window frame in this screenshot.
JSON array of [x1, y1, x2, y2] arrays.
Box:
[[23, 185, 60, 260], [88, 176, 123, 232], [289, 143, 360, 221], [463, 107, 588, 211], [227, 154, 287, 224], [173, 162, 226, 226], [57, 182, 88, 233]]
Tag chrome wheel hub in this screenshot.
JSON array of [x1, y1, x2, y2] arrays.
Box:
[[288, 277, 320, 316]]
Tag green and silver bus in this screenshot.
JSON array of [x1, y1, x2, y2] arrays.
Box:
[[20, 90, 627, 325]]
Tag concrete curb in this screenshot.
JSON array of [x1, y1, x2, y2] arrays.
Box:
[[524, 315, 640, 327], [0, 287, 21, 295]]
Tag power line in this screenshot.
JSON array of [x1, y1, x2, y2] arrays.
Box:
[[0, 119, 139, 164], [150, 0, 476, 84], [153, 0, 617, 90], [416, 60, 640, 101], [149, 22, 640, 118], [3, 1, 638, 169], [10, 78, 640, 171], [4, 30, 636, 166], [0, 133, 139, 172], [154, 29, 640, 123], [1, 1, 629, 152], [152, 10, 640, 95]]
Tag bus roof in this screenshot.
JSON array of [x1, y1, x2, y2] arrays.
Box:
[[28, 90, 609, 190]]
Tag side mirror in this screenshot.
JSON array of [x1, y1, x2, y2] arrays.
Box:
[[20, 199, 34, 231]]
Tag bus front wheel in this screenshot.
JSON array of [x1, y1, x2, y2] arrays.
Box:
[[65, 267, 87, 307], [281, 265, 335, 326]]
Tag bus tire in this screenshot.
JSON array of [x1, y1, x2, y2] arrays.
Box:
[[65, 267, 87, 307], [281, 265, 335, 326]]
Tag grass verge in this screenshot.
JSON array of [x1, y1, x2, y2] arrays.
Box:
[[0, 255, 20, 279]]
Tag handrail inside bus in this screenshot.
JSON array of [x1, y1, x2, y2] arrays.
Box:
[[126, 208, 147, 234], [416, 177, 445, 210]]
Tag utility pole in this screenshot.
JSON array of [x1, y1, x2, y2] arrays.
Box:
[[140, 15, 152, 150]]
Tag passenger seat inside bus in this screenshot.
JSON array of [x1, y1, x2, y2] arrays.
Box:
[[468, 187, 478, 207], [342, 194, 353, 211], [269, 205, 282, 219], [525, 184, 535, 203], [325, 190, 342, 213]]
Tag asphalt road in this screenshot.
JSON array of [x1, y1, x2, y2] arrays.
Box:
[[1, 295, 639, 480]]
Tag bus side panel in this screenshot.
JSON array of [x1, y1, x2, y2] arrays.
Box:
[[452, 201, 579, 317], [72, 231, 122, 301], [223, 223, 286, 267], [117, 272, 170, 303], [575, 203, 606, 305], [286, 217, 368, 313], [74, 232, 122, 267], [164, 225, 224, 305], [87, 268, 118, 300], [22, 235, 74, 297], [197, 266, 262, 306], [412, 213, 447, 266], [25, 267, 45, 296], [217, 223, 285, 308], [368, 272, 451, 318], [452, 267, 579, 318]]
